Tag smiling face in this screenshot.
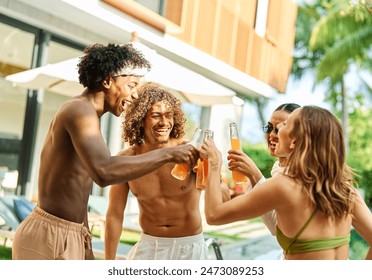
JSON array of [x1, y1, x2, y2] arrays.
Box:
[[275, 108, 301, 158], [107, 75, 141, 116], [142, 100, 174, 145], [265, 110, 291, 157]]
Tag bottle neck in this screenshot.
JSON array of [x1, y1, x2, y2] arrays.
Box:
[[230, 125, 239, 139]]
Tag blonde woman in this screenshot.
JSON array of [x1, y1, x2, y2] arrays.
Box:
[[202, 106, 372, 260]]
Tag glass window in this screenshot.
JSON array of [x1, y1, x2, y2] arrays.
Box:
[[134, 0, 166, 15], [255, 0, 270, 37], [0, 22, 34, 172], [47, 41, 84, 63]]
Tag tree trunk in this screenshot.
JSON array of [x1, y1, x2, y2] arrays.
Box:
[[341, 76, 349, 155], [254, 97, 267, 127]]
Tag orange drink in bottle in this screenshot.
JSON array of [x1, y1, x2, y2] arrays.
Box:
[[195, 159, 204, 190], [171, 128, 202, 180], [202, 158, 209, 187], [201, 129, 214, 187], [229, 123, 248, 184], [171, 163, 189, 180]]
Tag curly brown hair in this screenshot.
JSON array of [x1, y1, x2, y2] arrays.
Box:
[[78, 43, 151, 90], [123, 82, 186, 145]]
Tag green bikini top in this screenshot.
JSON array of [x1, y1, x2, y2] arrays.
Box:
[[276, 209, 350, 255]]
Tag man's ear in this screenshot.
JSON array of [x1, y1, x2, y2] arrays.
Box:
[[102, 76, 112, 89]]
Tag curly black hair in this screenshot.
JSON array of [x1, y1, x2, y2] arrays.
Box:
[[274, 103, 300, 113], [123, 82, 186, 146], [78, 43, 151, 90]]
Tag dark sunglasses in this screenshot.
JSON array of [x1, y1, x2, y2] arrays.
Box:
[[263, 124, 279, 134]]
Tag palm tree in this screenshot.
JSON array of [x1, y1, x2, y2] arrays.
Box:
[[308, 0, 372, 153], [291, 0, 371, 154]]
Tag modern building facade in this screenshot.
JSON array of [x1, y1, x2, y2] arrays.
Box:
[[0, 0, 297, 197]]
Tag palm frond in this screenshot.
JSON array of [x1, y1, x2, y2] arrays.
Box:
[[317, 26, 372, 81], [310, 2, 371, 50]]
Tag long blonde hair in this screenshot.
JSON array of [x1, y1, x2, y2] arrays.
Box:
[[285, 106, 356, 218]]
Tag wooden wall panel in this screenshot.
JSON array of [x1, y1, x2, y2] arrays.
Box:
[[249, 32, 264, 79], [278, 50, 292, 92], [233, 0, 257, 73], [103, 0, 181, 33], [238, 0, 258, 28], [234, 24, 254, 73], [267, 0, 297, 54], [172, 0, 196, 43], [267, 43, 280, 90], [216, 0, 238, 64], [261, 40, 273, 85], [278, 0, 298, 55], [266, 0, 281, 46], [163, 0, 297, 93], [165, 0, 184, 26], [194, 0, 217, 54]]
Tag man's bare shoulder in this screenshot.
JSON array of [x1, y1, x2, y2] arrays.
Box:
[[117, 146, 137, 156], [60, 97, 96, 115], [173, 138, 187, 146], [54, 97, 99, 130]]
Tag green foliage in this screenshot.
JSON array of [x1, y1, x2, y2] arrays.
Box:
[[310, 1, 371, 50], [347, 108, 372, 207], [0, 244, 12, 260], [291, 0, 324, 80], [242, 143, 276, 179], [310, 1, 372, 83], [348, 108, 372, 170], [356, 170, 372, 207], [349, 229, 369, 260], [119, 230, 140, 245]]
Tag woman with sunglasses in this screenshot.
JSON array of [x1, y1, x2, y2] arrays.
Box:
[[227, 103, 300, 235]]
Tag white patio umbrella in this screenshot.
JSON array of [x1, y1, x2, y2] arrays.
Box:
[[5, 57, 84, 97], [5, 43, 237, 106]]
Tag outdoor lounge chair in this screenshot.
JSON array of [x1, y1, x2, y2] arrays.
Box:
[[0, 196, 35, 245], [0, 199, 20, 245], [205, 238, 223, 260], [0, 196, 35, 222], [0, 198, 19, 231]]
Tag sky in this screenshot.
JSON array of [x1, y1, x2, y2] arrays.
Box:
[[240, 71, 330, 144]]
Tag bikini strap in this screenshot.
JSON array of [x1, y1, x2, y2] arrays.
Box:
[[293, 208, 318, 240], [285, 208, 318, 255]]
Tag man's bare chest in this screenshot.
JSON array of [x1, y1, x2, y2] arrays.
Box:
[[129, 163, 197, 197]]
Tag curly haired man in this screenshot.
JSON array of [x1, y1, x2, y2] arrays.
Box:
[[105, 82, 230, 260]]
